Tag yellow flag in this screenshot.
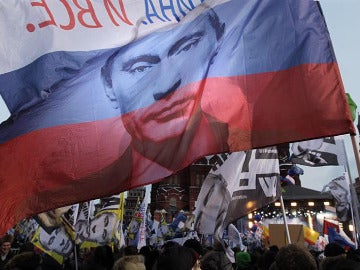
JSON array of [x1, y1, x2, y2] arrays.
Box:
[[303, 226, 319, 245]]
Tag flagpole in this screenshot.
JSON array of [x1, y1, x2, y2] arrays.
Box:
[[350, 134, 360, 184], [280, 195, 291, 244], [72, 204, 80, 270], [349, 134, 360, 246], [73, 243, 78, 270]]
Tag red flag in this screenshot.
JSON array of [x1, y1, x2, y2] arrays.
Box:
[[0, 0, 354, 234], [323, 219, 339, 235]]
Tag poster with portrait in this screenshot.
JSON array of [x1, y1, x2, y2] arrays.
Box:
[[31, 222, 74, 265], [322, 176, 352, 223], [75, 195, 123, 248]]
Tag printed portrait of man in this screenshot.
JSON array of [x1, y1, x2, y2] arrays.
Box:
[[75, 196, 121, 246], [76, 211, 119, 245], [37, 226, 74, 256], [101, 7, 229, 178], [193, 173, 231, 236], [322, 176, 352, 223]]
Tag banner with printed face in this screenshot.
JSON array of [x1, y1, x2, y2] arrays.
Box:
[[194, 148, 280, 235], [0, 0, 354, 234], [194, 148, 280, 261], [322, 176, 352, 223], [75, 195, 122, 248], [291, 137, 346, 167], [31, 224, 74, 265]]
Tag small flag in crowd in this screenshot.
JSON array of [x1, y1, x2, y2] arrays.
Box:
[[328, 227, 355, 250], [303, 226, 320, 245]]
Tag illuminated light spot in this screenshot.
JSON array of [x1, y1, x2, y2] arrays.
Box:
[[246, 201, 254, 208]]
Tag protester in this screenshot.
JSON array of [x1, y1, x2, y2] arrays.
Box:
[[183, 238, 203, 270], [0, 235, 15, 270], [200, 249, 233, 270], [270, 244, 317, 270], [153, 245, 198, 270], [112, 255, 146, 270], [235, 251, 251, 269], [320, 253, 360, 270], [139, 246, 159, 270], [83, 245, 114, 270], [3, 251, 42, 270], [183, 238, 204, 258], [323, 242, 345, 257], [258, 247, 278, 270]]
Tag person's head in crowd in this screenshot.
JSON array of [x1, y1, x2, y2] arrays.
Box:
[[139, 246, 151, 258], [183, 238, 204, 257], [113, 255, 146, 270], [154, 245, 197, 270], [4, 251, 42, 270], [321, 254, 360, 270], [86, 245, 114, 270], [200, 250, 233, 270], [122, 245, 139, 256], [235, 251, 251, 269], [37, 252, 63, 270], [82, 264, 108, 270], [139, 246, 159, 270], [346, 248, 360, 262], [258, 249, 277, 270], [268, 245, 279, 254], [160, 240, 180, 251], [271, 244, 317, 270], [324, 242, 345, 257], [0, 234, 13, 255]]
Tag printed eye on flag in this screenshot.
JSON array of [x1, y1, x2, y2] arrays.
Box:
[[0, 0, 355, 234]]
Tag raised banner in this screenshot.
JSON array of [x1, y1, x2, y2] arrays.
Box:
[[322, 176, 352, 223], [194, 148, 280, 261], [193, 148, 280, 234], [0, 0, 355, 234], [291, 137, 346, 167], [75, 195, 122, 248]]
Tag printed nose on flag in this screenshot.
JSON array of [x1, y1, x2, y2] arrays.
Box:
[[153, 79, 181, 100]]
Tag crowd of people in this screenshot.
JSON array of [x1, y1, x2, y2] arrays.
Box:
[[1, 232, 360, 270]]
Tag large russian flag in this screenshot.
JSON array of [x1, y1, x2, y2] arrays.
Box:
[[0, 0, 355, 234]]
